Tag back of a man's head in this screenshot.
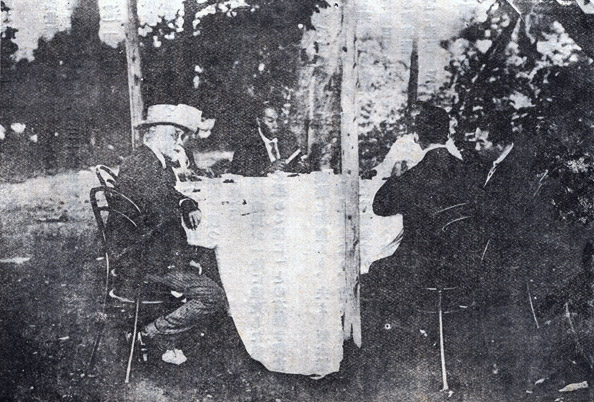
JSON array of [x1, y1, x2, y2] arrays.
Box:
[[484, 112, 513, 147], [414, 102, 450, 146]]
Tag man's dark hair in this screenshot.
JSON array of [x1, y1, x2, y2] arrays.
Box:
[[257, 103, 277, 119], [484, 112, 513, 146], [414, 102, 450, 145]]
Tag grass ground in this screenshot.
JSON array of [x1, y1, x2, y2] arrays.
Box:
[[0, 169, 593, 401]]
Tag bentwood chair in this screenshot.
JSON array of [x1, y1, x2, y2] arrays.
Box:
[[94, 165, 118, 188], [412, 201, 481, 391], [88, 186, 172, 383]]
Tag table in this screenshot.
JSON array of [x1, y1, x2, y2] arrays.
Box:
[[178, 172, 401, 376]]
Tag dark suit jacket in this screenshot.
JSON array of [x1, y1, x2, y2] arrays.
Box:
[[105, 145, 198, 281], [473, 145, 550, 297], [371, 147, 480, 283], [373, 148, 473, 231], [362, 147, 479, 348], [230, 129, 299, 177]]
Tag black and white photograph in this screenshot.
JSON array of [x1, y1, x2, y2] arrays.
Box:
[[2, 0, 594, 400]]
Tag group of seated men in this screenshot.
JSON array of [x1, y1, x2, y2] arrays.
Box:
[[104, 98, 556, 373], [105, 101, 310, 365], [361, 102, 576, 384]]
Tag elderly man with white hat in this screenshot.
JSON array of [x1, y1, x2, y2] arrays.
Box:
[[105, 104, 227, 365]]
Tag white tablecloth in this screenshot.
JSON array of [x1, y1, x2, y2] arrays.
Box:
[[177, 172, 401, 376]]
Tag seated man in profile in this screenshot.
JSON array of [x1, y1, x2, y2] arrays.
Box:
[[230, 104, 307, 176], [106, 104, 227, 365]]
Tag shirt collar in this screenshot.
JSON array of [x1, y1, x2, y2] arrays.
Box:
[[423, 144, 447, 153], [484, 143, 514, 187], [493, 143, 514, 166], [145, 143, 167, 169]]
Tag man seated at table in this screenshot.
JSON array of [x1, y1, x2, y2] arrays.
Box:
[[106, 104, 227, 365], [361, 103, 479, 347], [177, 113, 217, 179], [230, 104, 306, 176]]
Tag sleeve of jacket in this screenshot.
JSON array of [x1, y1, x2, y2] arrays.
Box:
[[372, 177, 400, 216], [372, 171, 417, 217], [230, 145, 266, 176]]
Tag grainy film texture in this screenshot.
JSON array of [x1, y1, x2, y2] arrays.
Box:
[[2, 0, 594, 401]]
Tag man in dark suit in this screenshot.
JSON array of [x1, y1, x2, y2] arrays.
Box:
[[468, 113, 563, 387], [371, 103, 479, 281], [230, 105, 302, 176], [106, 104, 227, 365], [361, 103, 479, 350]]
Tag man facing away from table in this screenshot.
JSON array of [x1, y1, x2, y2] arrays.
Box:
[[230, 103, 306, 176], [360, 102, 480, 355], [106, 104, 227, 365]]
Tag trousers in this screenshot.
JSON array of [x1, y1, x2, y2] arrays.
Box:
[[143, 270, 227, 339]]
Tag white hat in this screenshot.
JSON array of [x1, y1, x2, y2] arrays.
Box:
[[137, 104, 203, 133]]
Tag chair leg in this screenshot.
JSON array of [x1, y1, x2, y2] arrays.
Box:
[[102, 253, 110, 310], [125, 298, 140, 384], [438, 290, 449, 391], [87, 253, 110, 376], [86, 320, 106, 376]]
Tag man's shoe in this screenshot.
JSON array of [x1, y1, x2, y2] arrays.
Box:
[[125, 331, 149, 362], [161, 348, 187, 365], [136, 331, 149, 362]]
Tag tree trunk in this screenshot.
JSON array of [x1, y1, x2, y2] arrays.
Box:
[[292, 5, 343, 169], [340, 0, 361, 347], [125, 0, 144, 149], [407, 35, 419, 112]]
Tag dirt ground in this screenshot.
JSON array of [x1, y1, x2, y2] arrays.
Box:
[[1, 169, 593, 401]]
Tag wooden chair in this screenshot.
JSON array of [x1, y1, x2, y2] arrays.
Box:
[[94, 165, 118, 188], [412, 202, 481, 391], [88, 186, 171, 383]]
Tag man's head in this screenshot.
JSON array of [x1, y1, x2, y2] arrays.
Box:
[[484, 112, 513, 148], [472, 112, 514, 163], [413, 102, 450, 149], [257, 106, 279, 138], [137, 103, 205, 161], [143, 124, 188, 162]]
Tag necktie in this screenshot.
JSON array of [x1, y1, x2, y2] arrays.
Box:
[[270, 140, 280, 161]]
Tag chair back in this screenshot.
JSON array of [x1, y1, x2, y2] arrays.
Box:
[[90, 186, 142, 251], [423, 201, 483, 289], [91, 185, 154, 299], [94, 165, 118, 188]]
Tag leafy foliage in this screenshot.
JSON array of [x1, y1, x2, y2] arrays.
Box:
[[140, 0, 328, 149], [0, 0, 327, 180], [436, 0, 594, 224], [357, 36, 408, 174]]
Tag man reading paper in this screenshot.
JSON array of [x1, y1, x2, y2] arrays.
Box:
[[230, 104, 306, 176]]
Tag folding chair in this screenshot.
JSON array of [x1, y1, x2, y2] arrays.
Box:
[[88, 186, 172, 383]]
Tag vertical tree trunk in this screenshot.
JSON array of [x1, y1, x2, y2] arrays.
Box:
[[125, 0, 144, 149], [340, 0, 361, 346], [292, 5, 343, 169], [407, 35, 419, 112], [306, 71, 316, 153]]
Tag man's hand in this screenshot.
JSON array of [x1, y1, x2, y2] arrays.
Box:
[[267, 160, 287, 173], [187, 209, 202, 229]]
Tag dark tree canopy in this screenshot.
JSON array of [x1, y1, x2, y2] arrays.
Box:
[[436, 0, 594, 224], [0, 0, 328, 180], [140, 0, 329, 149]]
